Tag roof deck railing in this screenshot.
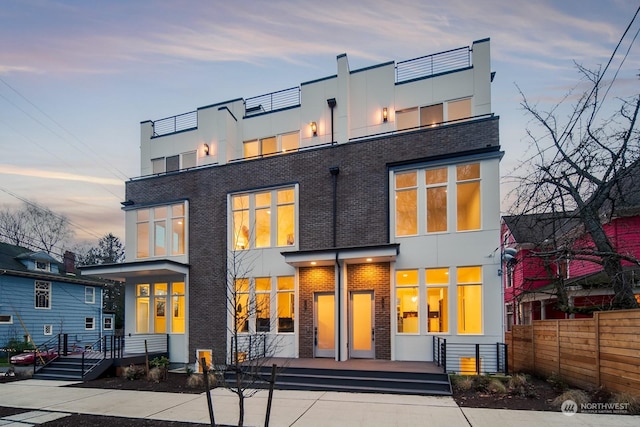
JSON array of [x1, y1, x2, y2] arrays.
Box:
[[396, 46, 471, 84], [244, 86, 300, 117], [152, 110, 197, 137]]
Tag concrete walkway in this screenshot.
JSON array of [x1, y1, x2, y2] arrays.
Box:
[[0, 379, 638, 427]]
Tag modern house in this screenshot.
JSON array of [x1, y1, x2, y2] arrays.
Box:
[[0, 243, 114, 350], [501, 165, 640, 328], [82, 38, 504, 372]]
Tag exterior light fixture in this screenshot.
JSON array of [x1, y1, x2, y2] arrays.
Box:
[[120, 200, 134, 207], [310, 261, 317, 266], [310, 122, 317, 136], [203, 143, 210, 156], [366, 258, 372, 262], [382, 107, 388, 122]]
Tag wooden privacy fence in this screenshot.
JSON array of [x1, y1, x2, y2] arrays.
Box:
[[505, 309, 640, 396]]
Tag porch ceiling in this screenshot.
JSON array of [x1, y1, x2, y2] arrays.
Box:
[[282, 243, 399, 267], [79, 259, 189, 281]]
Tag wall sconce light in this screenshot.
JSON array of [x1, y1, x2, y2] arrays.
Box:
[[203, 143, 210, 156], [310, 121, 317, 136], [382, 107, 388, 122]]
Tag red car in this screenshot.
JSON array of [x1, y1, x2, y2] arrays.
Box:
[[10, 349, 57, 365]]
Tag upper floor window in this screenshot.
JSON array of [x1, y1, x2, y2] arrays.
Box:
[[393, 162, 481, 237], [35, 261, 50, 271], [231, 187, 296, 250], [85, 287, 95, 304], [152, 151, 197, 174], [35, 281, 51, 309], [396, 97, 472, 131], [136, 202, 186, 259], [243, 132, 299, 159]]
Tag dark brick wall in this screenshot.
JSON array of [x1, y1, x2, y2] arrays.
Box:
[[298, 266, 335, 358], [125, 117, 499, 362]]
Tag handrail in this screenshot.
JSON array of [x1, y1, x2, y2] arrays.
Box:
[[244, 86, 300, 116], [152, 110, 198, 137], [396, 46, 471, 83]]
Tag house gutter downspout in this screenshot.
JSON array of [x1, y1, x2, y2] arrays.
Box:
[[330, 166, 340, 360]]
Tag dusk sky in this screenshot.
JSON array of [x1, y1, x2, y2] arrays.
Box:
[[1, 0, 639, 245]]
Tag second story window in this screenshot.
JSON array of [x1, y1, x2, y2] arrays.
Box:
[[35, 281, 51, 309], [136, 202, 187, 259], [35, 261, 50, 271], [85, 287, 95, 304], [231, 187, 296, 250], [243, 132, 299, 159]]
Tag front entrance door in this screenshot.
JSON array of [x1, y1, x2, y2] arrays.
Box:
[[349, 291, 374, 358], [314, 292, 335, 358]]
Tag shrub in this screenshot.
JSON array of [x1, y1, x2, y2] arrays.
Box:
[[552, 389, 590, 408], [186, 372, 217, 389], [451, 375, 475, 392], [507, 373, 530, 397], [546, 372, 568, 392], [487, 378, 507, 395], [150, 356, 170, 369], [148, 367, 164, 383], [123, 364, 145, 381], [611, 392, 640, 415]]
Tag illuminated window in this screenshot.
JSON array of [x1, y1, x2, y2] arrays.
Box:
[[231, 187, 296, 250], [420, 104, 443, 127], [243, 132, 299, 158], [235, 279, 250, 333], [135, 202, 187, 259], [460, 357, 480, 375], [426, 168, 448, 232], [256, 278, 271, 332], [426, 268, 448, 332], [395, 172, 417, 236], [35, 281, 51, 309], [396, 270, 419, 333], [277, 276, 295, 332], [136, 284, 150, 333], [154, 283, 167, 333], [171, 282, 185, 333], [448, 98, 472, 122], [456, 163, 481, 231], [457, 266, 482, 334], [396, 107, 418, 131]]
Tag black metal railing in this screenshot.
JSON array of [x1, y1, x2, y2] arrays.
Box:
[[396, 46, 471, 83], [244, 86, 300, 116], [433, 336, 508, 375], [230, 334, 267, 364], [152, 110, 198, 137]]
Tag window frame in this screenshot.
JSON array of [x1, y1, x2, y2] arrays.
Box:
[[135, 201, 187, 260], [104, 317, 113, 331], [34, 281, 51, 309], [85, 287, 95, 304], [35, 261, 50, 271], [457, 266, 483, 335], [230, 186, 297, 251], [43, 324, 53, 335], [0, 314, 13, 324], [396, 270, 419, 334], [85, 317, 95, 331], [243, 132, 300, 159]]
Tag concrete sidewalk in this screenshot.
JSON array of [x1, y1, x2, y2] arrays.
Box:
[[1, 379, 639, 427]]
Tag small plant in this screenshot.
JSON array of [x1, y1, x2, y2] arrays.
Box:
[[186, 372, 217, 389], [507, 373, 530, 397], [185, 365, 194, 377], [123, 364, 145, 381], [546, 372, 568, 392], [148, 367, 163, 383], [611, 392, 640, 415], [149, 356, 170, 382], [150, 356, 170, 369], [552, 389, 590, 408], [486, 378, 507, 395], [473, 375, 491, 392], [451, 375, 474, 392]]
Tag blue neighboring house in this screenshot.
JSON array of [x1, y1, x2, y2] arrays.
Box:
[[0, 242, 114, 351]]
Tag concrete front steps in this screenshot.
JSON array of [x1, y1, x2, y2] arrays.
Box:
[[224, 365, 452, 396]]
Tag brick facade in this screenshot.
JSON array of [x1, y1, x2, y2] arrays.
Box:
[[125, 117, 500, 362]]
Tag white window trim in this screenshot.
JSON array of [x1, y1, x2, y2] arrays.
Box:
[[0, 314, 13, 324], [85, 287, 96, 304], [134, 201, 188, 260], [35, 261, 50, 271], [104, 317, 113, 330], [35, 281, 51, 310], [43, 324, 53, 335], [85, 317, 95, 330]]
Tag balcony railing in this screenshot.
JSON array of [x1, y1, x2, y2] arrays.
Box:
[[152, 110, 198, 137], [433, 336, 508, 374], [244, 86, 300, 116], [396, 46, 471, 84]]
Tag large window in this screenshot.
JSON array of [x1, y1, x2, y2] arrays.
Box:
[[243, 132, 299, 159], [457, 266, 482, 334], [396, 98, 472, 131], [232, 276, 294, 334], [151, 151, 197, 173], [35, 281, 51, 309], [456, 163, 481, 231], [426, 268, 448, 332], [136, 202, 187, 259], [231, 187, 296, 250], [396, 270, 419, 333], [395, 172, 417, 236], [393, 162, 481, 237], [136, 282, 186, 334]]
